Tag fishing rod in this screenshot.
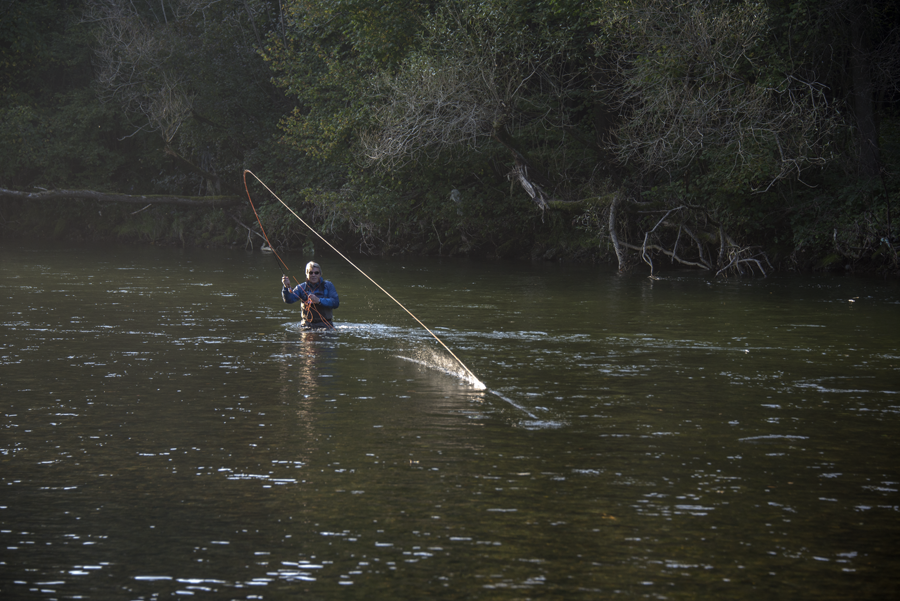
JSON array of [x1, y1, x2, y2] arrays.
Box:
[[243, 180, 293, 280], [244, 173, 334, 328], [243, 169, 485, 389]]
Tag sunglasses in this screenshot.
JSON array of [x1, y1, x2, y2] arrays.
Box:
[[308, 270, 320, 275]]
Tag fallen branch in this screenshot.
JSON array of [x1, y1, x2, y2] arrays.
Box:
[[604, 195, 769, 277], [716, 248, 770, 277], [621, 241, 711, 270], [231, 216, 268, 250], [681, 225, 710, 269], [0, 187, 242, 207]]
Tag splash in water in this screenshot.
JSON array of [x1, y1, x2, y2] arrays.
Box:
[[396, 349, 486, 390]]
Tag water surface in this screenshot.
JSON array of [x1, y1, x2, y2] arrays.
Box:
[[1, 241, 898, 599]]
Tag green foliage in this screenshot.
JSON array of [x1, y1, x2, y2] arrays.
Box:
[[0, 0, 74, 96], [788, 175, 898, 273], [0, 89, 137, 188], [262, 0, 429, 161], [1, 0, 899, 274]]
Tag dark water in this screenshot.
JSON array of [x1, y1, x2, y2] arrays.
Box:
[[1, 241, 899, 600]]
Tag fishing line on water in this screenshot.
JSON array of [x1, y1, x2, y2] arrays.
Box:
[[243, 169, 485, 390]]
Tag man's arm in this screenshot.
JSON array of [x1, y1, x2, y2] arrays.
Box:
[[281, 276, 307, 304]]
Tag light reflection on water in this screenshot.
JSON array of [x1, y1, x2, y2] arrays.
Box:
[[1, 241, 899, 599]]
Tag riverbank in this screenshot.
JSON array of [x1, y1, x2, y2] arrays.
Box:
[[2, 196, 897, 278]]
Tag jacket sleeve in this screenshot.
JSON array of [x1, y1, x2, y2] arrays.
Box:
[[282, 284, 307, 304], [318, 281, 339, 309]]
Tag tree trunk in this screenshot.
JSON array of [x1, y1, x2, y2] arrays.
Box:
[[507, 161, 549, 211], [850, 13, 881, 178], [492, 122, 552, 210], [608, 194, 625, 272]]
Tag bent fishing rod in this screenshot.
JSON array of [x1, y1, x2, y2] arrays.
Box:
[[243, 169, 484, 388], [244, 175, 333, 328]]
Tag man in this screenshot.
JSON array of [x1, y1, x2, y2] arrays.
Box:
[[282, 261, 339, 328]]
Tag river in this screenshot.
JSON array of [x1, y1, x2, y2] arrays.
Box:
[[1, 241, 898, 599]]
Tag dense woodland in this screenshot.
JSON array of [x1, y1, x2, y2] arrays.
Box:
[[1, 0, 898, 275]]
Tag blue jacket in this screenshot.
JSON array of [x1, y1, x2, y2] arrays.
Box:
[[282, 279, 339, 326]]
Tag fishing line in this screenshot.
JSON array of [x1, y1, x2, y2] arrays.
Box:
[[244, 173, 334, 329], [243, 169, 485, 390], [243, 179, 292, 278]]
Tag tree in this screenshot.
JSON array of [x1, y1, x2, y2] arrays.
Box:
[[602, 0, 839, 191], [0, 0, 137, 190], [262, 0, 429, 162], [85, 0, 289, 195], [362, 1, 599, 210], [769, 0, 899, 178], [760, 0, 900, 271]]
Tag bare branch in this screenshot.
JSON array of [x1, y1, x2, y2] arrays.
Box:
[[362, 6, 572, 179], [87, 1, 198, 142], [606, 0, 838, 188]]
